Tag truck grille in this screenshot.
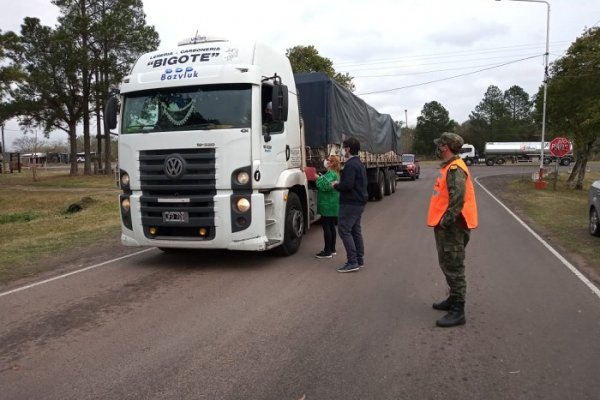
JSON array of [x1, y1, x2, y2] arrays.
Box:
[[139, 148, 216, 240]]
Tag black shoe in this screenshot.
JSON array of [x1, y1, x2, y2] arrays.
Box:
[[432, 297, 451, 311], [357, 259, 364, 268], [436, 302, 466, 327], [315, 251, 333, 259], [337, 262, 359, 273]]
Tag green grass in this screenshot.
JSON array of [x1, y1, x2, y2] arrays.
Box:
[[498, 169, 600, 275], [0, 169, 120, 284]]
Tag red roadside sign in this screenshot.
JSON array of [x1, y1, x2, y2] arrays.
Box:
[[549, 137, 571, 157]]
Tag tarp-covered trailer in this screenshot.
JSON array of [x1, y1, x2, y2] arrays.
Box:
[[295, 72, 401, 199]]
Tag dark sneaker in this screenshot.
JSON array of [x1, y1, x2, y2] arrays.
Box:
[[315, 251, 332, 259], [337, 263, 359, 273], [357, 259, 364, 268]]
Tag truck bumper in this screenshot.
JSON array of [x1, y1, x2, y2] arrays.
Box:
[[121, 192, 270, 251]]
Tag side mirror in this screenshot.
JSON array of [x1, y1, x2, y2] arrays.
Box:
[[104, 96, 119, 131], [271, 84, 288, 122]]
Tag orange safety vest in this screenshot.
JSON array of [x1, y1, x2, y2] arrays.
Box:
[[427, 158, 478, 229]]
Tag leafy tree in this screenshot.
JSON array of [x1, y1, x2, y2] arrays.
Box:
[[468, 85, 509, 141], [504, 85, 535, 140], [52, 0, 159, 174], [0, 30, 25, 127], [9, 18, 85, 176], [413, 101, 457, 156], [286, 45, 354, 91], [536, 26, 600, 189]]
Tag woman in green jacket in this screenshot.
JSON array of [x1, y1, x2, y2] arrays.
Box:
[[315, 155, 341, 258]]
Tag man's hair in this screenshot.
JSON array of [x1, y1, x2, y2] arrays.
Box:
[[343, 137, 360, 155]]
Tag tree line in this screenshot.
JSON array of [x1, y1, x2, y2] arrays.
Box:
[[412, 27, 599, 189]]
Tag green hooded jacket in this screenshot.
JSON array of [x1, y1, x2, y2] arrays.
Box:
[[316, 170, 340, 217]]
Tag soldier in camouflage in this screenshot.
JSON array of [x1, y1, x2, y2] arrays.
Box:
[[427, 132, 478, 327]]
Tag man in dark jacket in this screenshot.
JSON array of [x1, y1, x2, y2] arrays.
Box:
[[333, 137, 368, 273]]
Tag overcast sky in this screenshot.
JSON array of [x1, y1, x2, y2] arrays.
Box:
[[2, 0, 599, 150]]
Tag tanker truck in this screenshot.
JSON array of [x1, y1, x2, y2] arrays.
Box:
[[482, 142, 574, 166], [104, 35, 401, 256]]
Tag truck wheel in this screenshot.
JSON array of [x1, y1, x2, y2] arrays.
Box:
[[590, 208, 600, 237], [560, 158, 571, 166], [496, 158, 505, 165], [543, 157, 552, 165], [390, 170, 397, 193], [465, 158, 473, 166], [275, 192, 304, 256], [486, 159, 494, 166], [384, 169, 392, 196], [374, 170, 385, 200]]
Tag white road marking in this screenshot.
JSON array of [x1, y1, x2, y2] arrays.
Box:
[[475, 177, 600, 300], [0, 248, 155, 298]]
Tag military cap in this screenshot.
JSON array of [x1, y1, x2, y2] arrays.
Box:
[[434, 132, 464, 152]]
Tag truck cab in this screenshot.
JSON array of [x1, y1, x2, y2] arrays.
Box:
[[105, 36, 311, 255]]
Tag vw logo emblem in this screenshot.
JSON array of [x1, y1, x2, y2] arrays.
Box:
[[164, 155, 185, 179]]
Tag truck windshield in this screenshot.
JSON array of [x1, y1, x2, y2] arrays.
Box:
[[121, 84, 251, 134]]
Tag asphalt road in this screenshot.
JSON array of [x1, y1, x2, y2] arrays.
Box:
[[1, 164, 599, 400]]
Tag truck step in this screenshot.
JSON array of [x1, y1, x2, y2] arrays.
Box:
[[266, 239, 281, 247], [265, 219, 276, 227]]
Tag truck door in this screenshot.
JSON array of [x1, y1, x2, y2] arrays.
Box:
[[255, 83, 301, 187]]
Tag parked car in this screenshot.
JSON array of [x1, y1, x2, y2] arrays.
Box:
[[396, 154, 420, 180], [589, 180, 600, 236]]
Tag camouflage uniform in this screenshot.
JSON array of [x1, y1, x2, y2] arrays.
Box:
[[434, 155, 470, 302]]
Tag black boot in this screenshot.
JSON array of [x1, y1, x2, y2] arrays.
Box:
[[436, 301, 465, 327], [432, 297, 452, 311]]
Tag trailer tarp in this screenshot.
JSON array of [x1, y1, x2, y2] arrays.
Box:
[[294, 72, 400, 154]]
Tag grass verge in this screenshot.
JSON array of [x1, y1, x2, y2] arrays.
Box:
[[490, 168, 600, 280], [0, 168, 120, 285]]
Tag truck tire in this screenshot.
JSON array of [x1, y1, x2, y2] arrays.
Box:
[[560, 158, 571, 166], [486, 158, 495, 166], [543, 157, 552, 165], [374, 170, 385, 200], [465, 158, 473, 166], [590, 208, 600, 237], [390, 170, 397, 193], [274, 192, 304, 256], [384, 169, 392, 196]]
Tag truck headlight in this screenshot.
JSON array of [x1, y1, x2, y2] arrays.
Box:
[[120, 170, 130, 190], [236, 171, 250, 185], [121, 197, 131, 212], [236, 197, 251, 213]]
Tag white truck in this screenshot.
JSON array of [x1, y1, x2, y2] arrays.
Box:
[[104, 35, 401, 255], [459, 141, 574, 166]]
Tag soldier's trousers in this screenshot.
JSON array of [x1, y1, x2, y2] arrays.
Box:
[[434, 220, 471, 302]]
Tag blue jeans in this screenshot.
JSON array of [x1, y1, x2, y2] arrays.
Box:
[[338, 204, 365, 265]]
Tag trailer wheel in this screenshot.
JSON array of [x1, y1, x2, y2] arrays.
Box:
[[465, 158, 473, 166], [384, 169, 392, 196], [496, 158, 505, 165], [374, 170, 385, 200], [486, 158, 495, 166], [543, 157, 552, 165], [275, 192, 304, 256], [590, 208, 600, 237], [390, 170, 397, 193], [560, 158, 571, 166]]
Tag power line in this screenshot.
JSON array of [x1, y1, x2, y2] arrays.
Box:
[[357, 55, 540, 95], [352, 55, 543, 78]]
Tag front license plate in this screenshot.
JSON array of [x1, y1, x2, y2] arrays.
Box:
[[163, 211, 189, 223]]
